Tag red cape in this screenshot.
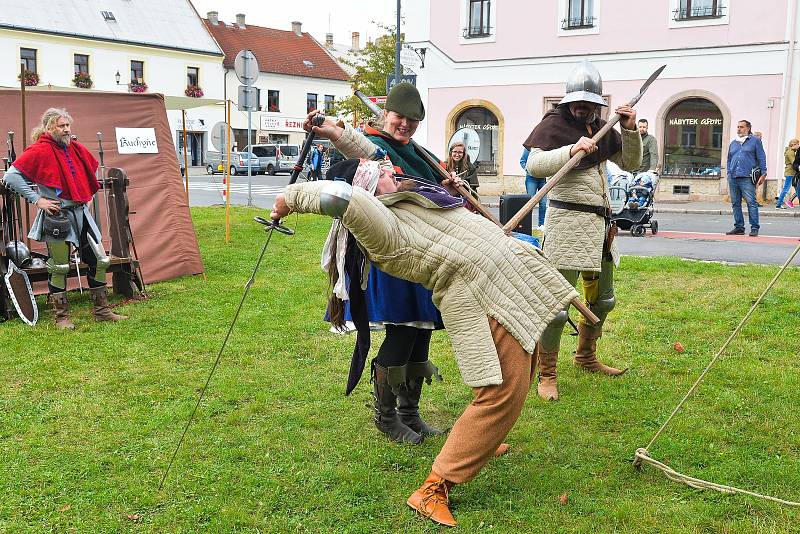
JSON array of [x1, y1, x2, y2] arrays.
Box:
[[13, 135, 99, 202]]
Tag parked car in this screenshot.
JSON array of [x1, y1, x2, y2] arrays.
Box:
[[247, 144, 301, 175], [205, 151, 261, 175]]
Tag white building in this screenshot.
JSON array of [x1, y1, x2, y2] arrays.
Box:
[[198, 13, 351, 154], [0, 0, 226, 165]]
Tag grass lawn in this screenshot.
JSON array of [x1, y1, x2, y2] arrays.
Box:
[[2, 206, 799, 533]]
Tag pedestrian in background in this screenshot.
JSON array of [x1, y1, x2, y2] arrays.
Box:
[[520, 147, 547, 227], [636, 119, 659, 173], [726, 119, 766, 237], [777, 138, 799, 209], [309, 143, 324, 181], [445, 141, 478, 190]]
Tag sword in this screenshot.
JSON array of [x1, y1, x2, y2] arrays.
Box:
[[97, 132, 113, 237], [503, 64, 667, 233], [290, 113, 326, 185], [158, 217, 293, 490]]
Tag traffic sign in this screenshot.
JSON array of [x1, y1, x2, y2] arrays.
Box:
[[210, 121, 233, 151], [234, 49, 259, 86], [238, 85, 258, 111], [386, 74, 417, 94], [367, 95, 387, 105]]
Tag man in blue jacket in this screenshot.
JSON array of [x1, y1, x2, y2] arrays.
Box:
[[726, 120, 766, 237]]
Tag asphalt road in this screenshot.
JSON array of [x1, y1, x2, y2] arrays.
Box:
[[185, 169, 800, 266]]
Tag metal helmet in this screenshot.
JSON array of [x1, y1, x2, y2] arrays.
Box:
[[560, 60, 607, 107], [4, 240, 32, 267]]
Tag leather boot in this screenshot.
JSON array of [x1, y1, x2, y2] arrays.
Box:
[[573, 323, 626, 375], [536, 345, 560, 401], [407, 471, 456, 527], [51, 292, 75, 330], [90, 286, 128, 322], [397, 361, 444, 437], [373, 363, 422, 444]]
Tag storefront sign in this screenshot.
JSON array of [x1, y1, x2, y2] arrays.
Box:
[[259, 116, 306, 132], [668, 118, 722, 126], [115, 127, 158, 154], [458, 123, 498, 130]]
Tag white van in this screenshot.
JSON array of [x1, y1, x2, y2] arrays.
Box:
[[247, 144, 300, 175]]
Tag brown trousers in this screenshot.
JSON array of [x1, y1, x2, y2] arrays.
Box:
[[432, 317, 536, 484]]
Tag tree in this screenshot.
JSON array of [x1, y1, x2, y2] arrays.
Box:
[[333, 27, 399, 121]]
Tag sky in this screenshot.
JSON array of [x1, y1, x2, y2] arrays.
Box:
[[189, 0, 399, 46]]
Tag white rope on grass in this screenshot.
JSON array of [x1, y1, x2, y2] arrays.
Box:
[[633, 241, 800, 506]]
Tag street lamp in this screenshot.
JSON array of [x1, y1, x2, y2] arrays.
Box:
[[115, 70, 131, 92], [410, 46, 427, 69]]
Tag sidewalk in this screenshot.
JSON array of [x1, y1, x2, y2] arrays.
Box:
[[480, 196, 800, 218]]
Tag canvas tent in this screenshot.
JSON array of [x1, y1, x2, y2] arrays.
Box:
[[0, 88, 204, 287]]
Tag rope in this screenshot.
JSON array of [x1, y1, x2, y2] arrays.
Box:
[[634, 242, 800, 505], [634, 449, 800, 507]]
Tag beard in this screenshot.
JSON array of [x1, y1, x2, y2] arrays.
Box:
[[570, 103, 597, 125], [52, 132, 71, 146]]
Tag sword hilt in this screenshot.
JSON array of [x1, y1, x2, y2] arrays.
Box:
[[254, 216, 294, 235]]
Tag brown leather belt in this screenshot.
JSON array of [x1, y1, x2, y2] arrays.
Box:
[[548, 199, 611, 220]]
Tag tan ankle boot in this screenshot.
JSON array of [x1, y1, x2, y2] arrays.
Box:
[[90, 286, 128, 322], [536, 345, 560, 401], [51, 292, 75, 330], [573, 323, 626, 375], [407, 471, 456, 527]]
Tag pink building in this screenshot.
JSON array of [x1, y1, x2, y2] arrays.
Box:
[[404, 0, 800, 200]]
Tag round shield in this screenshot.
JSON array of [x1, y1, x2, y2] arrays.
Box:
[[448, 128, 480, 162]]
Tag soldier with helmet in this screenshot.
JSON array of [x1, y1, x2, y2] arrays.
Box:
[[523, 61, 642, 401], [3, 107, 128, 329]]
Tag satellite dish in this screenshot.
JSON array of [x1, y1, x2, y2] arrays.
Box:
[[211, 122, 233, 151], [448, 127, 480, 162]]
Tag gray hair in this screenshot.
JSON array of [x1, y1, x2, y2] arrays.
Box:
[[31, 108, 73, 142]]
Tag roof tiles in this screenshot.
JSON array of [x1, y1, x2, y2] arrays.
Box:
[[203, 19, 350, 81]]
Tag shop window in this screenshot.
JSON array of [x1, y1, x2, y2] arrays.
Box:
[[674, 0, 725, 20], [563, 0, 595, 29], [454, 106, 499, 175], [21, 48, 37, 74], [307, 93, 318, 113], [268, 90, 280, 112], [464, 0, 491, 38], [74, 54, 89, 75], [663, 97, 723, 177]]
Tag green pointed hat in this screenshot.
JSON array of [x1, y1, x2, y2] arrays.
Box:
[[385, 82, 425, 121]]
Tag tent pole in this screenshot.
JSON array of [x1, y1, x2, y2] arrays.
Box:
[[225, 99, 231, 244], [182, 109, 189, 200]]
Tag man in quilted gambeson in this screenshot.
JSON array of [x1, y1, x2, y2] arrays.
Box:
[[522, 60, 642, 401]]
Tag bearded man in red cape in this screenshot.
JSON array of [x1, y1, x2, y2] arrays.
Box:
[[3, 108, 128, 329]]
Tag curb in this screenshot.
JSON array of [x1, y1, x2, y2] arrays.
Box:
[[654, 207, 800, 217]]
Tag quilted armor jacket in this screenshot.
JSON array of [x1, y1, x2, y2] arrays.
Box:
[[283, 181, 579, 387], [527, 126, 642, 272]]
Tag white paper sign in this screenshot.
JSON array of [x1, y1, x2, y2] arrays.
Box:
[[115, 127, 158, 154], [259, 116, 306, 132]]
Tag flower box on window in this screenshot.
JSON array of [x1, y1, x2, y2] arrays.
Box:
[[72, 72, 93, 89], [18, 70, 39, 87], [185, 85, 204, 98], [130, 82, 148, 93]]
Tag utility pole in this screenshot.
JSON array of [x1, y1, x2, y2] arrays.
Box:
[[395, 0, 401, 82]]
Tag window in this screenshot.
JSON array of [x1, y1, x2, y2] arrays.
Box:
[[131, 60, 144, 84], [101, 10, 116, 21], [267, 90, 280, 112], [187, 66, 199, 87], [307, 93, 318, 113], [464, 0, 491, 38], [681, 126, 697, 147], [673, 185, 690, 195], [663, 98, 723, 176], [324, 95, 335, 114], [21, 48, 37, 74], [74, 54, 89, 75], [563, 0, 595, 29], [455, 106, 499, 175], [674, 0, 724, 20]]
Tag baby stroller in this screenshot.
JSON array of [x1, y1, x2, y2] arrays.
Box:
[[609, 171, 659, 236]]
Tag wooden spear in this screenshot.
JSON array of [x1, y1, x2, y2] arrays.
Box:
[[503, 65, 666, 233]]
